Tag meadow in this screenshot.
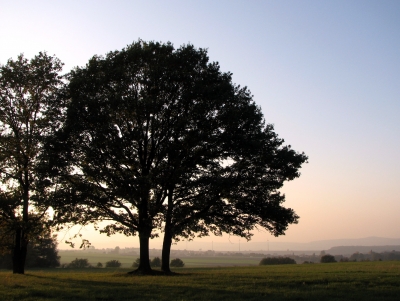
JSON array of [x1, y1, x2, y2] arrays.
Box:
[[1, 261, 400, 300], [58, 251, 260, 268]]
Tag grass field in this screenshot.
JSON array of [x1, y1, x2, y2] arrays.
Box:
[[1, 261, 400, 300], [58, 251, 261, 268]]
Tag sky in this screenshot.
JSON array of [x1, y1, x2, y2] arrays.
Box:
[[1, 0, 399, 250]]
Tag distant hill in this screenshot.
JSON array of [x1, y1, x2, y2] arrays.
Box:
[[326, 245, 400, 255], [296, 237, 400, 251], [63, 236, 400, 253]]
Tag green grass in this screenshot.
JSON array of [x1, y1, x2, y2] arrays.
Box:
[[1, 261, 400, 300]]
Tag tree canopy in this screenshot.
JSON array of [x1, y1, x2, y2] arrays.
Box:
[[0, 52, 64, 273], [48, 40, 307, 274]]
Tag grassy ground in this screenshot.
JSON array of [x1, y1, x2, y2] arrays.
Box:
[[1, 261, 400, 300]]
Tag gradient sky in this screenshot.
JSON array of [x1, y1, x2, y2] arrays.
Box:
[[1, 0, 399, 250]]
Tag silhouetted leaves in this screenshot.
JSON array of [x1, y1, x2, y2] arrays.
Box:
[[0, 52, 64, 273]]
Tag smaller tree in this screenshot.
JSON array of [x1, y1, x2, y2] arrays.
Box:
[[26, 232, 60, 268], [105, 259, 121, 268], [150, 257, 161, 268], [170, 258, 184, 268], [96, 262, 103, 268], [320, 254, 336, 263], [0, 52, 64, 274]]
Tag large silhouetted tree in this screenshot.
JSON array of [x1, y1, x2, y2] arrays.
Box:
[[0, 53, 64, 273], [50, 40, 306, 275]]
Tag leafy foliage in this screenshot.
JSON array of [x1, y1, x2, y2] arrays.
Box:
[[259, 257, 296, 265], [150, 257, 161, 267], [105, 259, 121, 268], [320, 255, 337, 263], [132, 258, 141, 268], [67, 258, 92, 268], [170, 258, 184, 267], [0, 229, 60, 269], [0, 52, 64, 273], [48, 40, 307, 275]]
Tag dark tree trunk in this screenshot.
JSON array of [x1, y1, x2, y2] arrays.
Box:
[[13, 184, 30, 274], [161, 228, 172, 273], [12, 228, 28, 274], [136, 229, 152, 274], [132, 192, 153, 275]]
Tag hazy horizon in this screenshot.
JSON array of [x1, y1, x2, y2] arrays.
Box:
[[57, 235, 400, 252], [2, 1, 399, 249]]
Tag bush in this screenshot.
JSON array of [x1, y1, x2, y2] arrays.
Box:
[[151, 257, 161, 267], [320, 254, 337, 263], [68, 258, 91, 268], [96, 262, 103, 268], [170, 258, 184, 267], [132, 257, 145, 268], [132, 258, 154, 268], [105, 259, 121, 268], [259, 257, 296, 265], [132, 258, 141, 268]]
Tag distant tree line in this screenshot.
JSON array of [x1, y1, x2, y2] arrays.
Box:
[[259, 250, 400, 264], [346, 250, 400, 262]]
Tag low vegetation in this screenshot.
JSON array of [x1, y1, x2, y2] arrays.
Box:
[[151, 257, 161, 267], [259, 257, 296, 265], [170, 258, 185, 267], [320, 254, 337, 263], [63, 258, 91, 268], [105, 260, 121, 268]]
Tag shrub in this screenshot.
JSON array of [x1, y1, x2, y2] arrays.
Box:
[[68, 258, 91, 268], [151, 257, 161, 267], [132, 258, 141, 268], [105, 260, 121, 268], [96, 262, 103, 268], [259, 257, 296, 265], [170, 258, 185, 267], [132, 257, 147, 268], [320, 254, 337, 263], [132, 258, 153, 268]]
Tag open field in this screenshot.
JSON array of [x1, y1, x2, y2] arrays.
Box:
[[1, 261, 400, 300], [58, 251, 260, 268]]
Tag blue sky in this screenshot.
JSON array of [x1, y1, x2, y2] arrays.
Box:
[[1, 0, 399, 249]]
